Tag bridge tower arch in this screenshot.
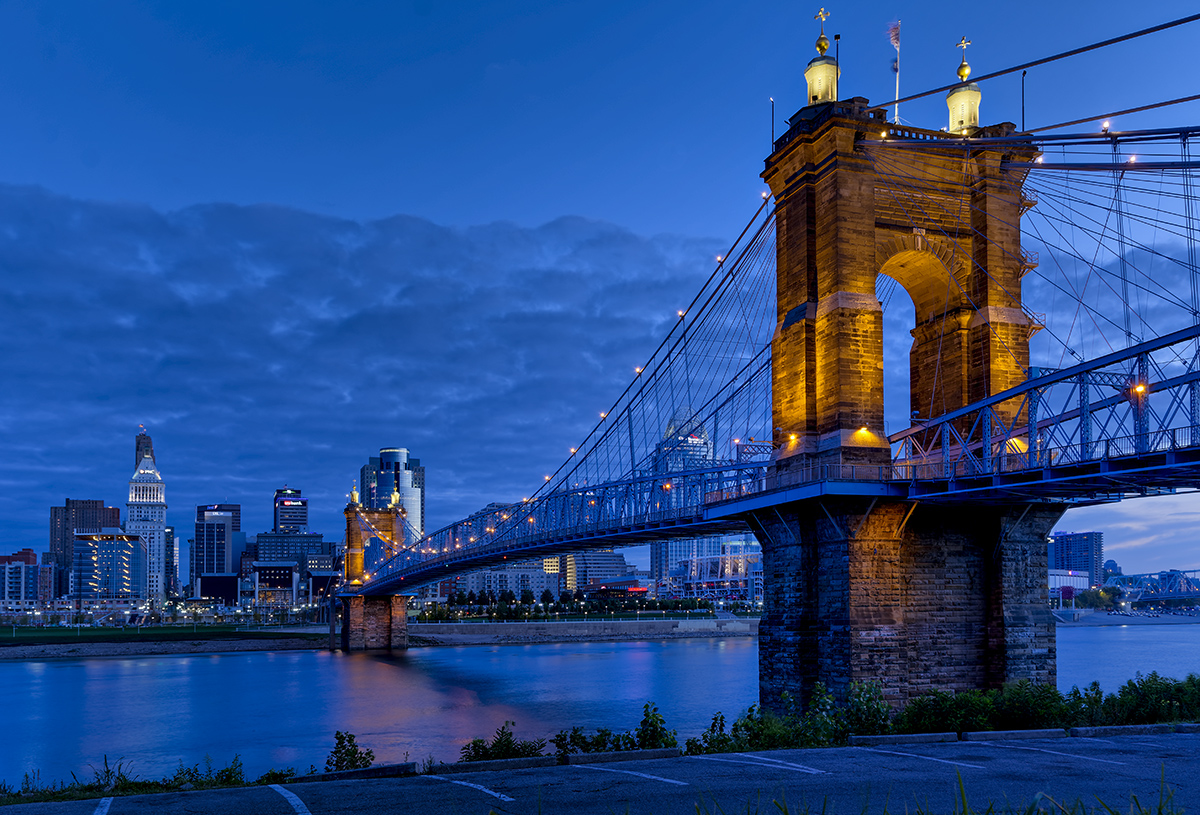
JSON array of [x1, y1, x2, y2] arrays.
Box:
[[751, 38, 1061, 709]]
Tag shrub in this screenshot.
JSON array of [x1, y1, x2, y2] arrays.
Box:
[[460, 721, 546, 762], [325, 731, 375, 772]]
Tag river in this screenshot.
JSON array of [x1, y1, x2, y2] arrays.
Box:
[[3, 625, 1199, 786]]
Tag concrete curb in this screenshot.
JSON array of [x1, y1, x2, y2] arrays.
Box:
[[1174, 723, 1200, 734], [849, 733, 957, 746], [292, 762, 417, 783], [566, 748, 682, 765], [433, 756, 558, 774], [1069, 724, 1177, 738], [962, 729, 1066, 741]]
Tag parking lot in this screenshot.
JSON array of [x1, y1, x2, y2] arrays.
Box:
[[9, 732, 1196, 815]]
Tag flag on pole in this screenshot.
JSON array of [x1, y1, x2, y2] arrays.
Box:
[[887, 20, 900, 50], [887, 20, 901, 124]]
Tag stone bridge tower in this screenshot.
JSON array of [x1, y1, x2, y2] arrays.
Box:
[[340, 486, 407, 650], [750, 26, 1061, 710]]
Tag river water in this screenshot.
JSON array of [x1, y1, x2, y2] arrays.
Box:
[[3, 625, 1199, 786]]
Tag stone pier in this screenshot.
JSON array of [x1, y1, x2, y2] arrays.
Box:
[[340, 595, 408, 651], [750, 499, 1063, 710]]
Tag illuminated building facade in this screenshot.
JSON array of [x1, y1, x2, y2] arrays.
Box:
[[49, 499, 120, 598], [191, 504, 241, 597], [360, 448, 424, 536], [1049, 531, 1105, 589], [273, 487, 309, 533], [70, 529, 147, 605], [126, 435, 167, 602]]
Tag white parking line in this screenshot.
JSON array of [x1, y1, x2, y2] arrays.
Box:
[[856, 747, 984, 769], [691, 755, 826, 774], [270, 784, 314, 815], [93, 798, 113, 815], [975, 742, 1126, 765], [422, 774, 516, 802], [576, 764, 689, 786]]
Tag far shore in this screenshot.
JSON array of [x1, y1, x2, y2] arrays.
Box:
[[1057, 612, 1200, 626], [0, 637, 327, 661]]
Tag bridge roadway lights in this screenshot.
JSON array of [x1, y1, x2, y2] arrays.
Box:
[[340, 594, 407, 651], [748, 497, 1064, 711]]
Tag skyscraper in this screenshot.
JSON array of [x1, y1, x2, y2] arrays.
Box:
[[164, 526, 179, 597], [127, 434, 167, 602], [191, 504, 241, 594], [273, 487, 309, 533], [1049, 531, 1105, 589], [360, 448, 424, 536], [71, 529, 147, 604], [49, 499, 121, 598]]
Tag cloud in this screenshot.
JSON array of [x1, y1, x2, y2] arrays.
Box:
[[0, 185, 723, 563]]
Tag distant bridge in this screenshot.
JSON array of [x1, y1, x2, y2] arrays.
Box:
[[1105, 570, 1200, 602]]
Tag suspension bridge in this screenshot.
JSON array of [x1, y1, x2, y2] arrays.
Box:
[[338, 16, 1200, 707]]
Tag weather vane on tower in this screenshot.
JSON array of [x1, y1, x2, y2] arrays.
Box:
[[814, 8, 830, 56]]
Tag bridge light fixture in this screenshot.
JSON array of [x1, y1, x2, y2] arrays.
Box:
[[1129, 156, 1137, 163], [860, 426, 868, 432], [761, 190, 769, 199], [733, 438, 740, 444], [1135, 383, 1146, 394], [1102, 121, 1110, 132], [600, 412, 607, 418], [678, 310, 685, 317], [789, 433, 797, 441], [716, 255, 723, 262]]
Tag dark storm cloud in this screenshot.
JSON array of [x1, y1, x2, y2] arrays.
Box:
[[0, 185, 723, 545]]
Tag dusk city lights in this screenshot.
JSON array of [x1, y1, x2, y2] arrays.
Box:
[[3, 2, 1200, 813]]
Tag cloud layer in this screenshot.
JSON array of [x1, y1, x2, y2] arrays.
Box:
[[0, 185, 723, 561]]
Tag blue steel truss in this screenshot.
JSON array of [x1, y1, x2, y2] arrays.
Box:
[[360, 325, 1200, 595], [1105, 570, 1200, 602], [354, 126, 1200, 596]]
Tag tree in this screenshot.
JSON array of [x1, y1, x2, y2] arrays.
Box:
[[574, 589, 586, 602], [520, 589, 536, 605], [499, 589, 517, 605], [559, 591, 573, 605], [467, 590, 477, 605], [541, 589, 555, 606]]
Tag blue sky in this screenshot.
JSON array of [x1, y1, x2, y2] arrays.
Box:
[[2, 0, 1199, 575]]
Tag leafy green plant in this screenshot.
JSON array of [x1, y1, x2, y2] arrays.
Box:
[[325, 731, 375, 772], [843, 681, 891, 737]]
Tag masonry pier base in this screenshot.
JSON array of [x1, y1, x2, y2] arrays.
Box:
[[340, 595, 408, 651], [750, 498, 1064, 711]]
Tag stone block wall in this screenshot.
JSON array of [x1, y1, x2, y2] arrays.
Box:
[[340, 594, 408, 651], [753, 497, 1063, 711]]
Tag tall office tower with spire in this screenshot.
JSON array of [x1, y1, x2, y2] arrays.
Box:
[[126, 431, 168, 602]]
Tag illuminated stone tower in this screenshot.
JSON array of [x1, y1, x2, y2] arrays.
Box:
[[341, 484, 407, 650], [126, 432, 167, 602], [750, 27, 1059, 708]]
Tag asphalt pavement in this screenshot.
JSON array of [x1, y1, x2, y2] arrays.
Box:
[[8, 732, 1195, 815]]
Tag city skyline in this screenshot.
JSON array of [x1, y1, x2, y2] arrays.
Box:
[[3, 1, 1200, 575]]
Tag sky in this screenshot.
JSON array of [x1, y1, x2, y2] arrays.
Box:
[[2, 0, 1199, 576]]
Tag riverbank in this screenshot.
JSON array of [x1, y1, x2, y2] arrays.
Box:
[[0, 636, 327, 660], [1056, 611, 1200, 626], [409, 617, 758, 645]]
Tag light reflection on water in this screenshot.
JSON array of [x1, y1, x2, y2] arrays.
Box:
[[2, 627, 1196, 786], [0, 638, 757, 784]]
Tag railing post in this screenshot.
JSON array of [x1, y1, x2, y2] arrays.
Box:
[[1135, 353, 1150, 456], [941, 422, 951, 479], [1028, 387, 1040, 468], [1079, 372, 1092, 460], [981, 407, 993, 474]]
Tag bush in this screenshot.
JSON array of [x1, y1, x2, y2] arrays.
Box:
[[552, 703, 676, 761], [460, 721, 547, 762], [325, 731, 374, 772]]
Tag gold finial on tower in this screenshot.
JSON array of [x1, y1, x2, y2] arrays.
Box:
[[814, 8, 831, 56], [351, 481, 360, 504], [956, 36, 972, 81]]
